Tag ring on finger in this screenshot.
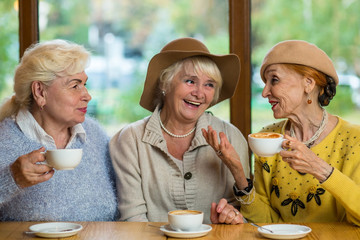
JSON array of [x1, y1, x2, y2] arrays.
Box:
[[233, 209, 239, 216], [216, 150, 222, 156]]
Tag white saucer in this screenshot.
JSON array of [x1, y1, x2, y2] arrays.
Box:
[[160, 224, 212, 238], [257, 224, 311, 239], [29, 222, 83, 238]]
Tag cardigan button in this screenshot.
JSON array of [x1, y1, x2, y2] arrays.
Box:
[[184, 172, 192, 180]]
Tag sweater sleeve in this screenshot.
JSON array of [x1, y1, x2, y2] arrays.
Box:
[[321, 167, 360, 226], [319, 119, 360, 226], [109, 125, 148, 222], [0, 165, 23, 206]]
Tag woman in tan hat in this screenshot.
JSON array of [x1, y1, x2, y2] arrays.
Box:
[[203, 40, 360, 226], [110, 37, 250, 225]]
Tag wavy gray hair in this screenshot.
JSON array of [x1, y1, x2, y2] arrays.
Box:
[[0, 39, 90, 121]]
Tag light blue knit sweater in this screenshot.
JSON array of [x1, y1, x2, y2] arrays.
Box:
[[0, 117, 118, 221]]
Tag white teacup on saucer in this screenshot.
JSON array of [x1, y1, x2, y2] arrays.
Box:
[[168, 210, 203, 232]]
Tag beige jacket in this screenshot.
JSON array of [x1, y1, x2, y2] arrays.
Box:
[[110, 106, 250, 223]]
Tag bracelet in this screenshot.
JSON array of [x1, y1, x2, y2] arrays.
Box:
[[233, 178, 253, 197], [234, 187, 255, 205]]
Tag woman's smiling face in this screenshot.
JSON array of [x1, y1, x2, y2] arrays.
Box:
[[262, 64, 307, 119], [163, 61, 216, 124]]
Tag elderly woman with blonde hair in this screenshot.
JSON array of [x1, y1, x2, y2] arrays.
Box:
[[110, 38, 250, 225], [0, 39, 118, 221]]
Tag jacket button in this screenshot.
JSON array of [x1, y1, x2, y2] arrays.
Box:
[[184, 172, 192, 180]]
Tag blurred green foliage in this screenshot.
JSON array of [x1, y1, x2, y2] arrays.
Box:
[[39, 0, 230, 131], [2, 0, 360, 135], [0, 1, 18, 100], [252, 0, 360, 74], [326, 86, 355, 116], [251, 0, 360, 129], [40, 0, 90, 45]]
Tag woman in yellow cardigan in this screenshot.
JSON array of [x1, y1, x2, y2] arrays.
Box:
[[202, 40, 360, 226]]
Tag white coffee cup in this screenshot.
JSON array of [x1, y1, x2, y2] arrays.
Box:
[[248, 132, 284, 157], [42, 149, 83, 170], [168, 210, 203, 232]]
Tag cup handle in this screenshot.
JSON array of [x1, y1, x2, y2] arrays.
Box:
[[280, 139, 288, 151], [38, 152, 52, 167]]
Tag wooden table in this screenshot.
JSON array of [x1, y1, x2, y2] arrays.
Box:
[[0, 221, 359, 240]]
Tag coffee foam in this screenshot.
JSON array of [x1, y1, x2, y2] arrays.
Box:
[[250, 132, 281, 139], [169, 210, 202, 215]]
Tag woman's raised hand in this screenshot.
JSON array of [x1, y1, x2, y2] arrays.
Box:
[[202, 126, 249, 190], [10, 147, 54, 188], [201, 126, 240, 168]]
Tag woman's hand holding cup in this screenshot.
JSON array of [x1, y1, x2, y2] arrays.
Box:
[[10, 147, 54, 188], [41, 149, 83, 170]]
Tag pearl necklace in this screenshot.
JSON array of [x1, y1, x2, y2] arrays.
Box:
[[159, 112, 196, 138], [290, 109, 328, 148]]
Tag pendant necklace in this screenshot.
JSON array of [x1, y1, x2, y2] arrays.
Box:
[[159, 111, 196, 138], [290, 109, 328, 148]]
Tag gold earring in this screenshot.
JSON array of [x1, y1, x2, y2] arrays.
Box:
[[307, 93, 312, 104]]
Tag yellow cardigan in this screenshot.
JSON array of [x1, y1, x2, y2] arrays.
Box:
[[240, 117, 360, 226]]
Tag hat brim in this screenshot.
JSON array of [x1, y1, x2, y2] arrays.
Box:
[[140, 50, 240, 112]]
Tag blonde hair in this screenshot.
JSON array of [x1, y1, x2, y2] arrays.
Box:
[[0, 39, 90, 121], [156, 56, 222, 107]]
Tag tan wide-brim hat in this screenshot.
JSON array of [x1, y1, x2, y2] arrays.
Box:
[[139, 37, 241, 112], [260, 40, 338, 85]]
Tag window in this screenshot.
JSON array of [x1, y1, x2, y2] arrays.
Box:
[[39, 0, 230, 135], [251, 0, 360, 132]]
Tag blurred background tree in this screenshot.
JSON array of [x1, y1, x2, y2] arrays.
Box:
[[0, 1, 18, 101], [1, 0, 360, 135], [38, 0, 230, 134], [251, 0, 360, 131], [252, 0, 360, 72]]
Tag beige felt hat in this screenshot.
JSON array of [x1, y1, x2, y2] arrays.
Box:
[[260, 40, 338, 85], [139, 37, 241, 112]]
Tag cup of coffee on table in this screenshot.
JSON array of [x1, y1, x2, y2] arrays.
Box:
[[42, 149, 83, 170], [168, 210, 203, 232], [248, 132, 284, 157]]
